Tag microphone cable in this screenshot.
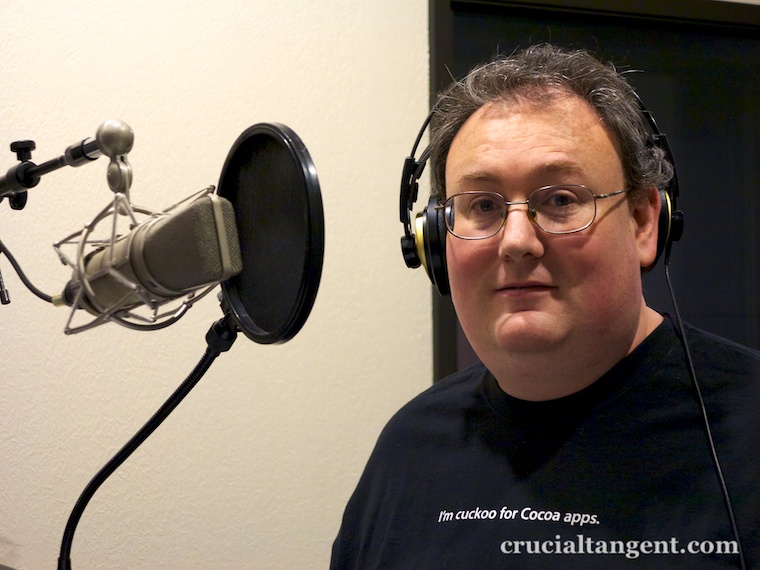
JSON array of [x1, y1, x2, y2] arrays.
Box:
[[663, 246, 746, 570], [0, 238, 53, 304]]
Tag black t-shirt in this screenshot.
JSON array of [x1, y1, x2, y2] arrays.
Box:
[[331, 316, 760, 569]]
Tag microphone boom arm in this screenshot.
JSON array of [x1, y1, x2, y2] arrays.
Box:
[[0, 120, 133, 208]]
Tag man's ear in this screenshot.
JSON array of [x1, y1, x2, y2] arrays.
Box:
[[633, 186, 661, 269]]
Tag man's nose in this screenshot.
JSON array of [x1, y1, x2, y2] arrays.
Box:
[[496, 206, 545, 260]]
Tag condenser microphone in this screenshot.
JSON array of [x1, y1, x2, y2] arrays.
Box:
[[53, 191, 242, 317]]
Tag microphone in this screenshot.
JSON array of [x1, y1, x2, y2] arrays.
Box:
[[53, 191, 242, 318]]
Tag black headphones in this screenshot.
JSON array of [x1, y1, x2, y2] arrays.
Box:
[[399, 95, 684, 296]]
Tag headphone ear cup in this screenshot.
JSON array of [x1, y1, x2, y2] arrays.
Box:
[[416, 196, 449, 295], [643, 188, 672, 273]]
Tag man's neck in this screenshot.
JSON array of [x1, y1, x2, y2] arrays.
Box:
[[487, 307, 663, 401]]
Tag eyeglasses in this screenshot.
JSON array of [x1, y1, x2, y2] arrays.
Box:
[[436, 185, 628, 240]]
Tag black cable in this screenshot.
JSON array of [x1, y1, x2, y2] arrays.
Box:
[[0, 266, 10, 305], [0, 238, 53, 303], [664, 252, 746, 570], [57, 315, 238, 570]]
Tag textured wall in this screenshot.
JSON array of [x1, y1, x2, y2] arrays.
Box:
[[0, 2, 431, 568]]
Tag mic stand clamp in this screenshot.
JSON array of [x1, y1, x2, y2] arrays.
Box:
[[205, 314, 238, 354], [0, 140, 39, 210]]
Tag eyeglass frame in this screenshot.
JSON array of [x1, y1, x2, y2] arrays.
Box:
[[434, 185, 629, 240]]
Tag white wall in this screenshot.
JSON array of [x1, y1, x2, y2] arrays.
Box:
[[0, 2, 431, 569]]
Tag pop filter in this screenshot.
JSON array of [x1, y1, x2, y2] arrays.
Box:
[[217, 123, 324, 344]]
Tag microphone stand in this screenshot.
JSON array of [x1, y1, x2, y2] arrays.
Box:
[[57, 314, 238, 570]]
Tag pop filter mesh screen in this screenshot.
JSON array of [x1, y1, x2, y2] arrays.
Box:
[[219, 124, 322, 343]]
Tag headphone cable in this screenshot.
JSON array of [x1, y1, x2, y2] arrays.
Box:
[[664, 248, 746, 570]]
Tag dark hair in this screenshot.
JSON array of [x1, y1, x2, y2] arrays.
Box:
[[429, 44, 673, 202]]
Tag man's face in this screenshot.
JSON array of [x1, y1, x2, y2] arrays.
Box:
[[445, 94, 659, 387]]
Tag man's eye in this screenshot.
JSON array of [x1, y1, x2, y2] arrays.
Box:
[[535, 188, 584, 211], [550, 193, 576, 207], [471, 198, 500, 213]]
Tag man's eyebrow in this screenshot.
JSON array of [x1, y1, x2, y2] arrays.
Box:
[[455, 171, 500, 184]]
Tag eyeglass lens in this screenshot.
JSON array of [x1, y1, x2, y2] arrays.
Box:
[[444, 186, 598, 238]]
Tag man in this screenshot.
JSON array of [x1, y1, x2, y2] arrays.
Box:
[[332, 44, 759, 568]]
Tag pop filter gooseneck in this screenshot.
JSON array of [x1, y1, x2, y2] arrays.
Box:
[[58, 123, 324, 570], [218, 123, 324, 344]]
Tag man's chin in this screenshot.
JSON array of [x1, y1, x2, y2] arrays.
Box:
[[491, 311, 567, 353]]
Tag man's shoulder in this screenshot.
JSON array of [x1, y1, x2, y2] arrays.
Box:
[[684, 321, 760, 374], [665, 321, 760, 422], [376, 362, 489, 442], [397, 362, 487, 411]]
